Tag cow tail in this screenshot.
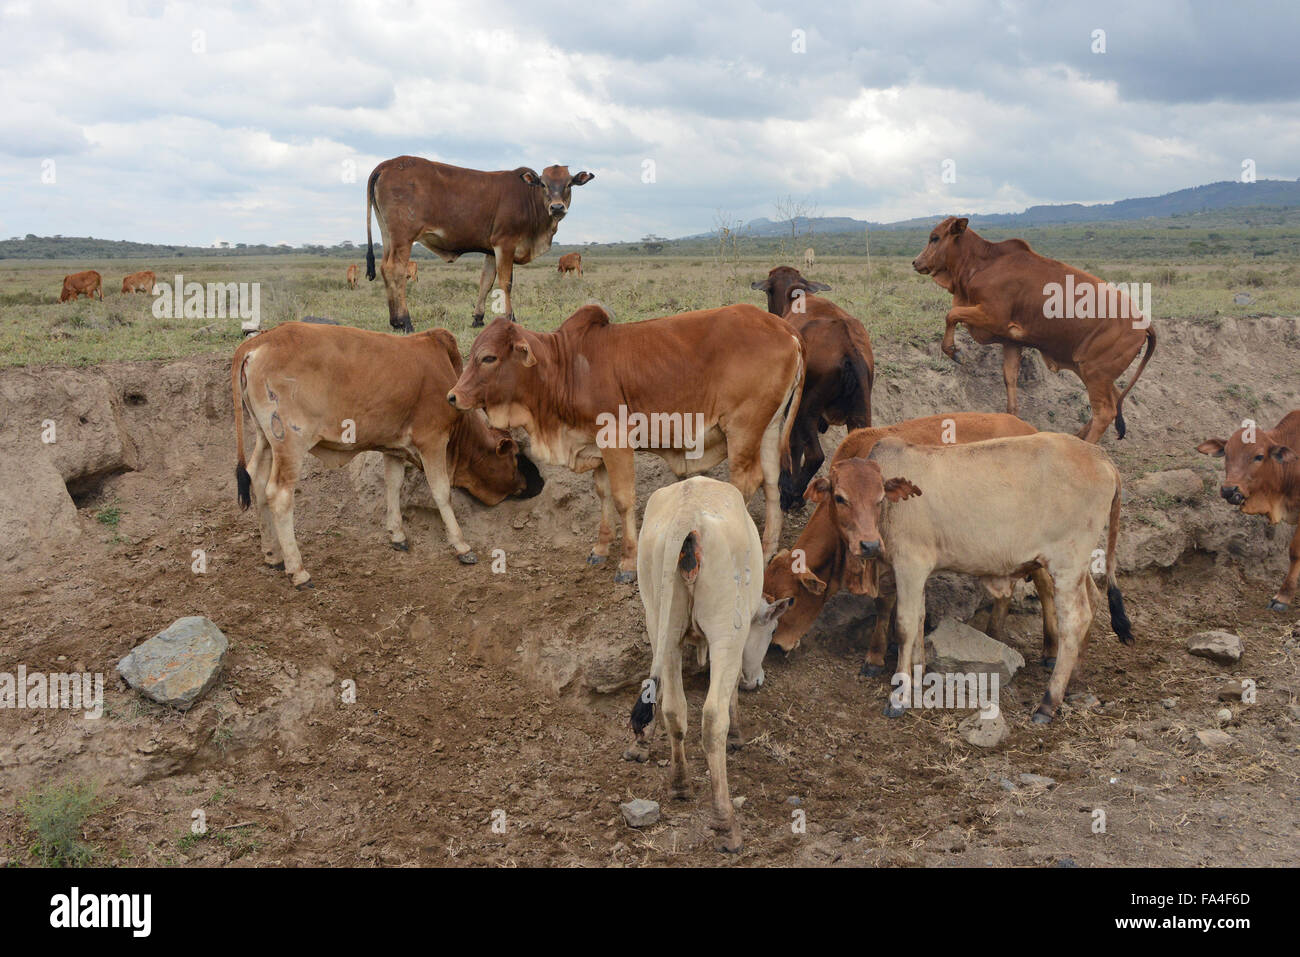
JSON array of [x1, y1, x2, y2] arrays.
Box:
[[365, 165, 381, 282], [1114, 326, 1156, 440], [232, 347, 252, 510], [631, 530, 694, 735], [779, 343, 806, 474], [839, 349, 874, 430], [1105, 477, 1133, 645]]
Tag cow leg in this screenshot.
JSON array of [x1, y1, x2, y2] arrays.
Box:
[[246, 427, 282, 568], [727, 683, 743, 752], [749, 405, 787, 560], [472, 253, 496, 327], [862, 590, 896, 676], [1077, 373, 1119, 443], [1001, 344, 1023, 415], [987, 595, 1012, 641], [417, 437, 476, 563], [660, 641, 690, 800], [587, 463, 618, 566], [264, 448, 311, 588], [941, 304, 1004, 362], [1269, 524, 1300, 610], [702, 645, 745, 852], [780, 414, 822, 512], [885, 564, 928, 717], [380, 244, 415, 334], [493, 245, 517, 322], [382, 454, 409, 550], [604, 450, 639, 583], [1034, 571, 1090, 722], [1032, 567, 1060, 667]]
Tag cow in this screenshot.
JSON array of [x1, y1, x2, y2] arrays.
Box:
[[1198, 411, 1300, 610], [751, 266, 874, 510], [912, 217, 1156, 443], [803, 247, 815, 269], [558, 252, 583, 277], [121, 270, 155, 295], [625, 476, 793, 853], [347, 264, 359, 289], [447, 305, 804, 583], [833, 432, 1131, 722], [59, 270, 102, 302], [763, 413, 1048, 674], [406, 260, 418, 283], [231, 321, 544, 588], [365, 156, 594, 333]]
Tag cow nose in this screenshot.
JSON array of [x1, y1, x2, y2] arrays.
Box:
[[859, 540, 881, 559], [447, 392, 458, 407], [549, 203, 566, 215], [1221, 485, 1244, 505]]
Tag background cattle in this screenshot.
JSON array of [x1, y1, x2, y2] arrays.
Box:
[[232, 321, 543, 588], [558, 252, 583, 277], [803, 247, 815, 269], [1199, 411, 1300, 610], [913, 217, 1156, 442], [346, 264, 359, 289], [625, 477, 792, 853], [59, 270, 102, 302], [752, 266, 875, 509], [121, 270, 155, 294], [366, 156, 593, 333], [406, 260, 418, 283], [447, 305, 804, 582]]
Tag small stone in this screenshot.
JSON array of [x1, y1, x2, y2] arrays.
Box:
[[1187, 631, 1242, 665], [1018, 773, 1056, 788], [1160, 698, 1178, 709], [1066, 692, 1100, 710], [1216, 708, 1233, 725], [959, 712, 1009, 748], [732, 796, 746, 809], [1195, 729, 1234, 750], [786, 795, 802, 806], [619, 798, 660, 828], [999, 777, 1017, 792]]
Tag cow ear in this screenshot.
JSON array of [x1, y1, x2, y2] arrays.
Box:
[[951, 217, 969, 235], [495, 434, 517, 456], [759, 596, 795, 623], [1196, 438, 1226, 457], [571, 171, 594, 186], [884, 477, 921, 501], [519, 169, 543, 187], [513, 338, 537, 367], [750, 279, 771, 291], [806, 280, 831, 292], [804, 477, 830, 503], [796, 570, 826, 596], [1270, 444, 1297, 464]]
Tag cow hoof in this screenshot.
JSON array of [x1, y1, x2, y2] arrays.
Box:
[[586, 553, 607, 566], [457, 551, 479, 565], [670, 785, 692, 802], [727, 739, 744, 753], [295, 580, 315, 591], [883, 703, 905, 719], [1031, 710, 1053, 724], [614, 569, 637, 584], [1042, 657, 1056, 670], [471, 314, 485, 328], [390, 540, 409, 552], [717, 835, 743, 854], [621, 746, 649, 763], [1268, 599, 1290, 612], [860, 662, 884, 677]]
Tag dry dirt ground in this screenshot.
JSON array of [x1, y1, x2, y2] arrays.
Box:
[[1, 316, 1298, 867]]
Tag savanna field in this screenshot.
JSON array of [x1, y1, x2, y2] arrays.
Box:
[[1, 217, 1299, 867]]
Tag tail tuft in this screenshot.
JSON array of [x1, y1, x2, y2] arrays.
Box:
[[237, 464, 252, 510], [1115, 407, 1127, 440], [630, 678, 657, 732], [1108, 584, 1133, 645]]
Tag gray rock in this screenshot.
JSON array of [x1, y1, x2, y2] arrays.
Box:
[[619, 798, 660, 828], [117, 616, 228, 710], [959, 712, 1009, 748], [1019, 773, 1057, 788], [1187, 631, 1243, 665], [1067, 691, 1101, 710], [1195, 729, 1234, 750], [927, 618, 1024, 683]]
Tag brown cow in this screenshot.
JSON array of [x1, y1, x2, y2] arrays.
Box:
[[763, 413, 1051, 675], [232, 321, 544, 588], [558, 252, 583, 277], [121, 270, 155, 294], [59, 270, 102, 302], [912, 217, 1156, 442], [751, 266, 874, 509], [406, 260, 418, 283], [366, 156, 593, 333], [346, 264, 359, 289], [447, 305, 804, 582], [1198, 411, 1300, 610]]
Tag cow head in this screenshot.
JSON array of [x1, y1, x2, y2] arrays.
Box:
[[1198, 427, 1298, 519], [454, 423, 544, 504], [447, 317, 538, 426], [912, 216, 969, 285], [763, 548, 833, 652], [739, 596, 795, 691], [804, 458, 920, 596], [750, 266, 831, 317], [519, 165, 594, 220]]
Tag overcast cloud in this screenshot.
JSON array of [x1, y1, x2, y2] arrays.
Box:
[[1, 0, 1297, 245]]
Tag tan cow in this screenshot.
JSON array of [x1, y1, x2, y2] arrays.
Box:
[[59, 270, 102, 302], [839, 432, 1131, 722], [405, 260, 418, 283], [625, 476, 793, 853], [803, 247, 815, 269], [346, 264, 359, 289], [121, 270, 155, 294], [232, 321, 543, 588], [447, 306, 804, 582], [558, 252, 583, 277]]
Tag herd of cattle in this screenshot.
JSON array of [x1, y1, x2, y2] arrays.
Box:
[[54, 157, 1296, 851]]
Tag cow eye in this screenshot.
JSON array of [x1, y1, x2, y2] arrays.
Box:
[[481, 355, 497, 365], [929, 235, 938, 243], [834, 494, 849, 506], [1254, 454, 1265, 462]]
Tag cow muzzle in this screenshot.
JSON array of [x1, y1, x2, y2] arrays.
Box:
[[1221, 485, 1246, 506], [912, 259, 929, 274], [859, 539, 882, 559], [549, 203, 567, 217]]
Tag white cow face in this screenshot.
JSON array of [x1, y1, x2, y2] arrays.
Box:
[[739, 597, 794, 691]]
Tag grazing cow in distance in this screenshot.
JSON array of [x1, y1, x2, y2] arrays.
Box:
[[1198, 411, 1300, 610], [558, 252, 583, 277], [763, 412, 1049, 674], [447, 304, 804, 582], [366, 156, 594, 332], [751, 266, 874, 509], [803, 247, 815, 269], [625, 477, 793, 853], [347, 264, 359, 289], [912, 217, 1156, 442], [232, 321, 544, 588], [855, 432, 1131, 722], [406, 260, 418, 283], [121, 270, 155, 294], [59, 270, 102, 302]]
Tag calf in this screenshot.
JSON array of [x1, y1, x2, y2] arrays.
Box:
[[346, 264, 359, 289], [59, 270, 102, 302], [625, 476, 792, 853], [1198, 411, 1300, 610], [558, 252, 583, 277], [751, 266, 874, 509], [406, 260, 418, 283], [121, 270, 155, 294], [232, 321, 543, 588]]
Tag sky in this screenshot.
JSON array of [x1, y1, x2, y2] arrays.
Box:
[[2, 0, 1298, 246]]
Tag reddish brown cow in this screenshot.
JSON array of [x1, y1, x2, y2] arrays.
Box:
[[912, 217, 1155, 442], [558, 252, 583, 277], [751, 266, 874, 509], [1199, 411, 1300, 610], [406, 260, 418, 283], [121, 270, 155, 294], [346, 264, 359, 289], [447, 305, 804, 582], [763, 412, 1054, 674], [366, 157, 593, 333], [59, 270, 102, 302]]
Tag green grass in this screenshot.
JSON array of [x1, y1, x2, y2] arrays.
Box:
[[95, 505, 122, 526], [21, 780, 106, 867]]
